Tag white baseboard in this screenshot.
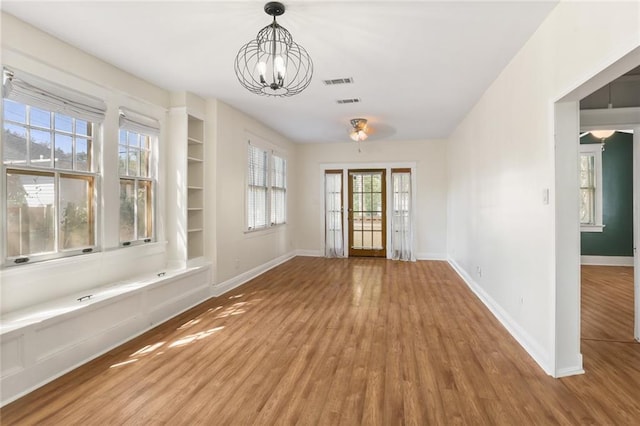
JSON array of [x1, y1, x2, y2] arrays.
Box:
[[580, 255, 634, 266], [295, 249, 323, 257], [212, 252, 296, 297], [415, 252, 447, 261], [447, 259, 553, 376], [555, 362, 585, 378]]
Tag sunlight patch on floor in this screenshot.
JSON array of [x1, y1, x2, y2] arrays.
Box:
[[169, 326, 225, 348]]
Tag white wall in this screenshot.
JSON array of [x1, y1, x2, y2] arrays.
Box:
[[447, 1, 640, 375], [295, 139, 447, 259], [212, 101, 297, 285], [0, 13, 172, 314]]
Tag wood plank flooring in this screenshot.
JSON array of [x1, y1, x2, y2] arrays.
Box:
[[2, 258, 639, 425]]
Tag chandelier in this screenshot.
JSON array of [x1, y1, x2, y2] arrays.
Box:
[[234, 2, 313, 97], [349, 118, 368, 141]]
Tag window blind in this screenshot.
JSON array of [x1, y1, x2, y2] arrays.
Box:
[[3, 68, 106, 123], [271, 154, 286, 225], [119, 108, 160, 136], [247, 143, 269, 229]]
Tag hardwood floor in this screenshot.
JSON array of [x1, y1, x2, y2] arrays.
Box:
[[2, 258, 639, 425]]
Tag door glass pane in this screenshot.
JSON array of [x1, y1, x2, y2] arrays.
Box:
[[59, 175, 93, 249], [6, 170, 55, 256], [350, 170, 385, 255]]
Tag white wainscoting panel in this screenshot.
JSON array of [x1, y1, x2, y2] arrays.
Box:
[[0, 264, 211, 406]]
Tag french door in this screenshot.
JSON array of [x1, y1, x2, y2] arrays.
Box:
[[348, 169, 386, 257]]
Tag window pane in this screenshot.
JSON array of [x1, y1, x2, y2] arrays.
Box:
[[120, 179, 135, 242], [6, 170, 55, 256], [54, 133, 73, 169], [55, 114, 73, 133], [30, 107, 51, 128], [140, 135, 150, 150], [59, 175, 93, 250], [137, 181, 152, 239], [140, 150, 150, 178], [30, 129, 52, 167], [76, 138, 89, 171], [128, 131, 139, 148], [271, 188, 286, 225], [118, 144, 127, 175], [580, 155, 594, 188], [128, 148, 139, 176], [76, 120, 91, 136], [580, 188, 595, 225], [3, 122, 27, 164], [4, 99, 26, 123], [119, 129, 127, 144]]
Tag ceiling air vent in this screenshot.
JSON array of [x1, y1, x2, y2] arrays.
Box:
[[336, 98, 361, 104], [323, 77, 354, 85]]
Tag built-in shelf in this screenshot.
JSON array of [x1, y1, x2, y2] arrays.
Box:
[[186, 114, 205, 261]]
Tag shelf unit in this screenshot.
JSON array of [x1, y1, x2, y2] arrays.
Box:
[[186, 115, 204, 261]]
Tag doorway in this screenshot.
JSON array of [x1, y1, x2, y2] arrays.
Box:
[[348, 169, 386, 257], [554, 47, 640, 376]]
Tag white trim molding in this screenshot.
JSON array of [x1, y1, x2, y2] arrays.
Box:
[[580, 255, 634, 266], [415, 252, 447, 261], [448, 259, 555, 377], [212, 252, 296, 297], [295, 249, 323, 257]]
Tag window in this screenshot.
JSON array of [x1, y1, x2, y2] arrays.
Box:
[[579, 143, 604, 232], [246, 142, 286, 231], [271, 153, 286, 225], [118, 109, 158, 245], [2, 68, 105, 265]]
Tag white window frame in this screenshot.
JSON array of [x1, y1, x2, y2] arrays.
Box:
[[579, 143, 604, 232], [2, 68, 104, 267], [118, 109, 159, 246], [245, 139, 287, 232]]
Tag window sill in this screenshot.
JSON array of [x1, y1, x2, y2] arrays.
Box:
[[581, 224, 605, 233], [244, 223, 287, 236]]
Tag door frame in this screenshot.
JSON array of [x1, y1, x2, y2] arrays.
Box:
[[347, 168, 387, 257], [320, 162, 416, 259], [553, 47, 640, 376], [580, 115, 639, 342]]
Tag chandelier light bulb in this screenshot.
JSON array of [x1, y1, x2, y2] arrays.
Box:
[[257, 61, 267, 82], [274, 56, 286, 80]]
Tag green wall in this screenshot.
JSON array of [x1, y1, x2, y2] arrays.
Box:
[[580, 131, 634, 256]]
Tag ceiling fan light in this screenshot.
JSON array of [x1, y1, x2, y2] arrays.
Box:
[[350, 129, 368, 142], [349, 118, 368, 141], [590, 130, 615, 139]]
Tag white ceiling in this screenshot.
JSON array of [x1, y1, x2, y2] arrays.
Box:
[[1, 1, 558, 143]]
